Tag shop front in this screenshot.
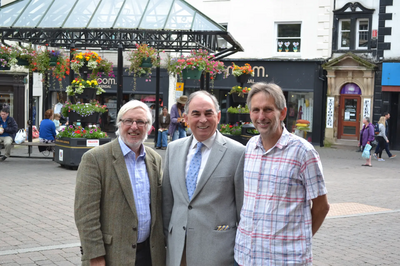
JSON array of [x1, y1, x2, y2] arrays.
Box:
[[0, 72, 26, 128], [184, 59, 326, 145], [323, 53, 375, 143]]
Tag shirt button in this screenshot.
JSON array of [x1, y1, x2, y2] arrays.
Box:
[[188, 205, 192, 210], [132, 244, 136, 249], [132, 227, 137, 231], [183, 226, 186, 230]]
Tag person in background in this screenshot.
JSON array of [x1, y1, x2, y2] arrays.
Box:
[[53, 113, 61, 132], [156, 107, 170, 150], [169, 96, 188, 141], [39, 109, 56, 144], [373, 112, 396, 160], [234, 82, 329, 265], [359, 117, 374, 167], [75, 100, 165, 266], [0, 107, 18, 161], [374, 116, 389, 162]]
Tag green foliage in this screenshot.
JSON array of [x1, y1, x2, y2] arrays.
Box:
[[227, 105, 249, 114], [57, 125, 108, 139], [61, 101, 107, 118]]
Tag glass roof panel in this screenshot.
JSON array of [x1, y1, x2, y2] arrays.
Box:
[[139, 0, 173, 29], [192, 12, 222, 31], [89, 0, 124, 28], [13, 0, 52, 27], [63, 0, 101, 28], [0, 0, 28, 27], [114, 0, 148, 29], [164, 0, 194, 30], [39, 0, 78, 28]]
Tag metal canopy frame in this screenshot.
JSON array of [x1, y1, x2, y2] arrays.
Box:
[[0, 0, 244, 147]]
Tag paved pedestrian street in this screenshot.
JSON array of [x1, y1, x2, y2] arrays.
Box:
[[1, 144, 399, 265]]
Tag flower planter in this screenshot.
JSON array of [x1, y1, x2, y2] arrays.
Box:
[[214, 73, 224, 81], [68, 112, 100, 124], [75, 87, 97, 100], [181, 69, 203, 80], [49, 56, 58, 66], [236, 74, 251, 84], [231, 93, 248, 104], [227, 113, 250, 124], [17, 58, 29, 66], [140, 57, 153, 68], [0, 66, 10, 70], [54, 137, 111, 169]]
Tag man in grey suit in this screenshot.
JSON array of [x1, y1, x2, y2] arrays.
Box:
[[75, 100, 165, 266], [162, 91, 245, 266]]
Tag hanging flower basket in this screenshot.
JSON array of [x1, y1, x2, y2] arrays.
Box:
[[140, 57, 153, 68], [75, 87, 97, 100], [236, 74, 251, 84], [0, 66, 11, 71], [49, 56, 58, 66], [232, 93, 248, 103], [68, 112, 100, 124], [17, 58, 29, 66], [181, 68, 203, 80], [214, 73, 224, 81]]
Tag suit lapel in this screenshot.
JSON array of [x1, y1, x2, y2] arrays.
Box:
[[112, 139, 138, 221], [144, 147, 159, 231], [177, 136, 193, 202], [191, 132, 227, 201]]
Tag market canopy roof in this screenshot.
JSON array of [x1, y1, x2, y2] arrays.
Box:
[[0, 0, 243, 55]]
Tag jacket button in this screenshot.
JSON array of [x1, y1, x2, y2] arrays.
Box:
[[188, 205, 192, 210], [183, 226, 186, 230], [132, 244, 136, 249], [132, 227, 137, 231]]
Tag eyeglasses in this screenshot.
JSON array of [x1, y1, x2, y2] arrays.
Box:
[[120, 119, 148, 127]]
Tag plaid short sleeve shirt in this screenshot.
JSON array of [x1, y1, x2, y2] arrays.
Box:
[[234, 128, 327, 265]]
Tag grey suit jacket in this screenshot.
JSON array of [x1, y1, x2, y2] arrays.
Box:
[[74, 139, 166, 266], [162, 131, 245, 266]]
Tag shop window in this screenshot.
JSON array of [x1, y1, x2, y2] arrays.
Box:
[[276, 23, 301, 53], [0, 93, 13, 116], [286, 92, 313, 142]]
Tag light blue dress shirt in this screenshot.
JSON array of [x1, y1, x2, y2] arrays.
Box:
[[118, 137, 151, 243]]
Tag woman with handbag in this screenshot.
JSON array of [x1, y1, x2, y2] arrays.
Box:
[[359, 117, 374, 167]]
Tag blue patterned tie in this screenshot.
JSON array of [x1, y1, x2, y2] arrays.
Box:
[[186, 142, 203, 200]]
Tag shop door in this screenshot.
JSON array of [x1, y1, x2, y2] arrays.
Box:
[[338, 95, 361, 140]]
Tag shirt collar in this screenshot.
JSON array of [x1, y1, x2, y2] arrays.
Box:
[[190, 131, 217, 150], [255, 127, 290, 153], [118, 136, 146, 158]]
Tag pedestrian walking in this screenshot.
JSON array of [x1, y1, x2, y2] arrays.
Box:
[[359, 117, 374, 167], [374, 116, 389, 162], [373, 112, 396, 160], [234, 82, 329, 265]]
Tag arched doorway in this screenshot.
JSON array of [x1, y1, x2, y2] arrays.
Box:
[[338, 83, 362, 139]]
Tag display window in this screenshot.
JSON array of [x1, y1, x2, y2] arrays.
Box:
[[286, 92, 313, 142]]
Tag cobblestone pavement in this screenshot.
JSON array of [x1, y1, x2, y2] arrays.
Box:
[[1, 143, 399, 265]]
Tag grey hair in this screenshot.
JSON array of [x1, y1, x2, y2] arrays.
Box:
[[116, 100, 152, 134], [247, 82, 287, 111], [364, 117, 370, 123], [184, 90, 220, 114]]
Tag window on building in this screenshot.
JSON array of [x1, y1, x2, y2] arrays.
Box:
[[333, 2, 374, 51], [276, 23, 301, 53], [357, 19, 369, 49], [338, 20, 350, 49]]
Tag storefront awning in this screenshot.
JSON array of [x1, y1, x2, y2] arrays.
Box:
[[382, 62, 400, 92]]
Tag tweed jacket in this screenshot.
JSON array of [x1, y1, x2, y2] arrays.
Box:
[[74, 139, 166, 266], [162, 131, 245, 266]]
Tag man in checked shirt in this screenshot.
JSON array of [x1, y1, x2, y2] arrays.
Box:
[[234, 82, 330, 266]]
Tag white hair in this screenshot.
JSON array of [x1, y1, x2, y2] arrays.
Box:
[[116, 100, 152, 135]]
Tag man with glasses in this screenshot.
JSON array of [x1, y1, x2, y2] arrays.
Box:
[[74, 100, 165, 266]]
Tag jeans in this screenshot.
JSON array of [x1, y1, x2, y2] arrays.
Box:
[[172, 126, 186, 141], [156, 130, 168, 147], [374, 141, 392, 158]]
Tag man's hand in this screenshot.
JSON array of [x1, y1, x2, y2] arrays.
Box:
[[90, 256, 105, 266]]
